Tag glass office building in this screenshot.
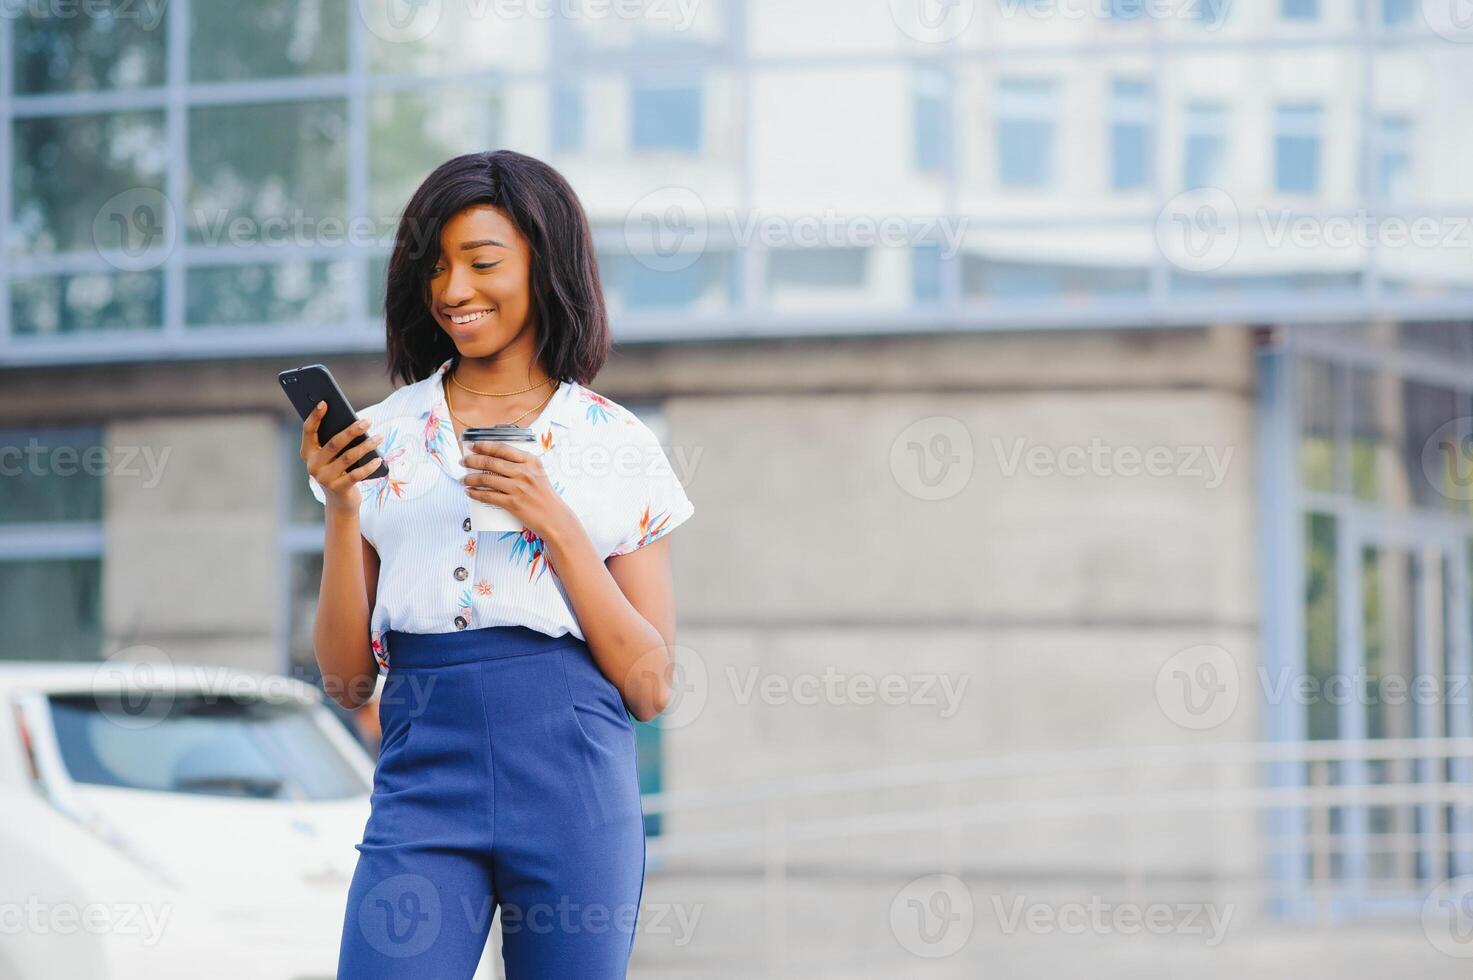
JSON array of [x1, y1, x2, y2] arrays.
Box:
[[3, 0, 1473, 924]]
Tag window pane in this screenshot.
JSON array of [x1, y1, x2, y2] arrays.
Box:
[[600, 250, 736, 315], [911, 243, 943, 304], [367, 255, 389, 319], [49, 693, 367, 799], [961, 225, 1151, 303], [368, 90, 503, 222], [188, 100, 348, 246], [1298, 358, 1338, 494], [766, 247, 870, 310], [1372, 116, 1413, 202], [557, 0, 730, 55], [1381, 0, 1418, 25], [0, 559, 103, 662], [551, 82, 585, 154], [190, 0, 348, 82], [11, 271, 163, 336], [1400, 322, 1473, 361], [636, 721, 662, 837], [1275, 104, 1322, 195], [1362, 545, 1415, 742], [631, 81, 703, 154], [13, 7, 165, 95], [186, 261, 351, 328], [1110, 78, 1152, 191], [12, 112, 167, 255], [1349, 366, 1388, 504], [963, 254, 1148, 301], [1304, 513, 1336, 741], [0, 427, 105, 523], [913, 66, 946, 174], [997, 78, 1057, 189], [1403, 380, 1465, 512], [1183, 103, 1228, 191], [365, 3, 547, 76]]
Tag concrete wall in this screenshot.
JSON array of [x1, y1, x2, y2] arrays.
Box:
[[646, 326, 1264, 882], [0, 325, 1266, 882]]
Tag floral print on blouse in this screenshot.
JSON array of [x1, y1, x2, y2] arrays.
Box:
[[308, 356, 695, 669]]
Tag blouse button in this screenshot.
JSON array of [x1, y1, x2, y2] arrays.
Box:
[[454, 616, 468, 630], [453, 566, 469, 581], [462, 517, 472, 532]]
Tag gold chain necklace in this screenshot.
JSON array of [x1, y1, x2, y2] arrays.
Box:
[[450, 370, 551, 397], [444, 375, 558, 429]]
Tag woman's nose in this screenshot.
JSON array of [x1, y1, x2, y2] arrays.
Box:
[[439, 264, 478, 305]]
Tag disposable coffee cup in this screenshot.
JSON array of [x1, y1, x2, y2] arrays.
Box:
[[461, 425, 544, 533]]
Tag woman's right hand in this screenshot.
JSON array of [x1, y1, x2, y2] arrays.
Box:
[[300, 401, 384, 514]]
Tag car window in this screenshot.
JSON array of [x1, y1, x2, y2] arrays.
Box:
[[47, 692, 368, 801]]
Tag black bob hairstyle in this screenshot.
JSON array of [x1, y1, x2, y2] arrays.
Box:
[[383, 150, 612, 388]]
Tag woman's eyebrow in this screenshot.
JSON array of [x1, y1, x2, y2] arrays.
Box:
[[458, 238, 507, 250]]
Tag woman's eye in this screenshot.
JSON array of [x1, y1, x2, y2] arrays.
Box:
[[473, 262, 499, 270]]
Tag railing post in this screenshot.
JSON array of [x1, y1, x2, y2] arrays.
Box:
[[1310, 759, 1330, 926], [764, 799, 787, 975]]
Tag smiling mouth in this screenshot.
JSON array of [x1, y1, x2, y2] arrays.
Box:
[[446, 309, 494, 326]]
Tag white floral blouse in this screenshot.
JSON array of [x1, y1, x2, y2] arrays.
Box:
[[308, 357, 695, 670]]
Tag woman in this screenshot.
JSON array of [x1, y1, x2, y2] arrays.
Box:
[[300, 150, 694, 978]]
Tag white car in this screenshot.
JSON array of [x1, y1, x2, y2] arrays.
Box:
[[0, 660, 378, 980]]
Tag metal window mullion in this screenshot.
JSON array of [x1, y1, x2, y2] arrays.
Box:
[[1259, 333, 1312, 917], [735, 0, 761, 323], [1146, 8, 1170, 316], [0, 524, 105, 561], [1, 12, 13, 353], [939, 44, 962, 311], [346, 0, 370, 334], [1334, 351, 1353, 497], [163, 0, 190, 340], [1360, 0, 1381, 310], [1445, 538, 1473, 877], [1337, 508, 1371, 898]]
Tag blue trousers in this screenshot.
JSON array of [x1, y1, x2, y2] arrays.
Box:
[[336, 626, 647, 979]]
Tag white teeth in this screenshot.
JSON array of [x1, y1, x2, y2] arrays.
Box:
[[450, 310, 491, 325]]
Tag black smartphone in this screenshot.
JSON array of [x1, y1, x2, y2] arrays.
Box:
[[278, 364, 389, 481]]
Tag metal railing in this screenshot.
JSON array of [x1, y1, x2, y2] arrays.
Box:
[[640, 736, 1473, 963]]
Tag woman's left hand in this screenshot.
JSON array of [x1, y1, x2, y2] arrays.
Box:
[[462, 443, 573, 541]]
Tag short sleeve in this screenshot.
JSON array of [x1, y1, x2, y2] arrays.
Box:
[[607, 421, 695, 557]]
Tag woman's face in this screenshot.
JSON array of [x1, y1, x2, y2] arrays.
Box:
[[427, 205, 536, 356]]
